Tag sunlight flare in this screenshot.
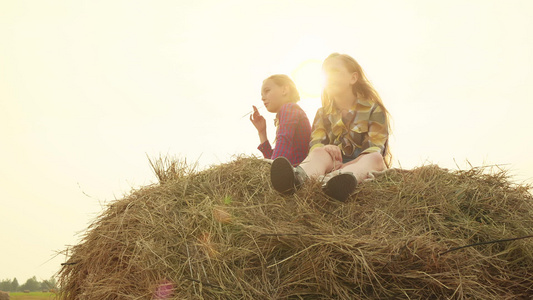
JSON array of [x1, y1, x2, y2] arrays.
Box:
[[291, 59, 324, 98]]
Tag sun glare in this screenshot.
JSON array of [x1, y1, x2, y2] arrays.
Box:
[[289, 58, 324, 118], [270, 35, 328, 117], [291, 59, 323, 98]]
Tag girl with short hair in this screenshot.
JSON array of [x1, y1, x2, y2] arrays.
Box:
[[250, 74, 312, 166]]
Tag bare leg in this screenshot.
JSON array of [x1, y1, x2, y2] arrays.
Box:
[[299, 147, 337, 178], [339, 152, 386, 182]]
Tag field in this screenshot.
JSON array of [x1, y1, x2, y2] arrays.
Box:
[[8, 292, 56, 300]]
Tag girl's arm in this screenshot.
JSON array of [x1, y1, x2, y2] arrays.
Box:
[[271, 103, 304, 161], [250, 105, 267, 142], [309, 108, 330, 152], [250, 105, 272, 158], [257, 140, 273, 159], [360, 104, 388, 155]]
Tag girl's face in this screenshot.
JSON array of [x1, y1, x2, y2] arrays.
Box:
[[261, 79, 288, 113], [322, 57, 357, 98]]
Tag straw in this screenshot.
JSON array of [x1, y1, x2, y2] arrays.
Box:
[[241, 104, 266, 119], [57, 156, 533, 299]]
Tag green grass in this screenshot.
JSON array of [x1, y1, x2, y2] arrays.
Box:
[[8, 292, 56, 300]]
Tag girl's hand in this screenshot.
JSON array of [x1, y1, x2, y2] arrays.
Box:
[[250, 105, 267, 143], [249, 105, 266, 132], [323, 145, 343, 170]]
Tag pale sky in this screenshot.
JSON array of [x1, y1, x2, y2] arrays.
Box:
[[1, 0, 532, 282]]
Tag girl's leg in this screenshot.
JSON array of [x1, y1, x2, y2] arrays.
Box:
[[299, 147, 337, 178], [339, 152, 386, 182]]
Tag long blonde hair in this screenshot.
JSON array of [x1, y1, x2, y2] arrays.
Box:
[[322, 53, 392, 167]]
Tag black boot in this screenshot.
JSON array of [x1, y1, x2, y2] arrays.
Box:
[[270, 157, 308, 195], [323, 172, 357, 202]]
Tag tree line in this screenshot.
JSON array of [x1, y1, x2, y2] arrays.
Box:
[[0, 277, 57, 292]]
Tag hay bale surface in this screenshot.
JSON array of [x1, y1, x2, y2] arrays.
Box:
[[0, 291, 9, 300], [58, 157, 533, 299]]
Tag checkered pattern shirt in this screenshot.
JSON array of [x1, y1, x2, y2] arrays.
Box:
[[258, 103, 311, 166], [310, 98, 388, 157]]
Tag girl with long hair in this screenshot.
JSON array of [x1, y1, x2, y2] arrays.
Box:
[[270, 53, 391, 201]]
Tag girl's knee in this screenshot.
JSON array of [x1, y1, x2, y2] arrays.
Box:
[[366, 152, 386, 171], [301, 147, 336, 175]]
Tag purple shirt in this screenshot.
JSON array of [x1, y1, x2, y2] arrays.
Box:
[[258, 103, 311, 166]]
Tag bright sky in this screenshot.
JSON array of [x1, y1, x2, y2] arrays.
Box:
[[1, 0, 532, 282]]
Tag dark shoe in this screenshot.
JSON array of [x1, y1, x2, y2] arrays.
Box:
[[270, 157, 307, 195], [323, 172, 357, 202]]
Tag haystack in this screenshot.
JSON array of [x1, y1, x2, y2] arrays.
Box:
[[58, 156, 533, 299], [0, 291, 9, 300]]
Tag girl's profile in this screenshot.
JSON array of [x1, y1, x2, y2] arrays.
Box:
[[250, 74, 311, 166]]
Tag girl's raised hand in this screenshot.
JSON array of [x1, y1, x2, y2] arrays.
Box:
[[249, 105, 266, 133]]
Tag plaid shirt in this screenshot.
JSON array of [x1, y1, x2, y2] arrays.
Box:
[[310, 98, 388, 158], [258, 103, 311, 166]]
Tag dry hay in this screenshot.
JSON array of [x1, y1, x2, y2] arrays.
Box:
[[0, 291, 9, 300], [58, 156, 533, 299]]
